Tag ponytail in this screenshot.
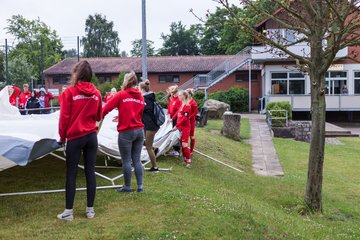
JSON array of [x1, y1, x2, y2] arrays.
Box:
[[122, 71, 138, 90]]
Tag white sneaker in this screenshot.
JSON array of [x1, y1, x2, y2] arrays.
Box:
[[86, 208, 95, 219], [57, 210, 74, 221]]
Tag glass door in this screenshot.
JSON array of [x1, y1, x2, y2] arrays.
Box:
[[326, 79, 347, 95]]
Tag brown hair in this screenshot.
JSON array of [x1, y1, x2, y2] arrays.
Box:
[[186, 88, 194, 97], [71, 60, 93, 85], [139, 79, 150, 92], [23, 83, 29, 88], [122, 71, 138, 90]]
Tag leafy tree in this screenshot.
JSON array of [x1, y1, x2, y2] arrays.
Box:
[[63, 48, 78, 58], [7, 54, 34, 86], [5, 15, 63, 84], [113, 72, 126, 90], [217, 0, 360, 212], [158, 21, 200, 56], [91, 73, 99, 88], [120, 51, 128, 58], [0, 51, 5, 83], [130, 39, 155, 57], [82, 14, 120, 57]]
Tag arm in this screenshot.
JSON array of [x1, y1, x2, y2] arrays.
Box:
[[58, 91, 72, 142], [176, 105, 190, 128], [102, 92, 121, 118], [48, 91, 54, 100], [12, 86, 21, 97], [189, 102, 198, 119], [96, 91, 103, 121]]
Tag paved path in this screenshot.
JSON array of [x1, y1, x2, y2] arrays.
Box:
[[242, 114, 284, 177]]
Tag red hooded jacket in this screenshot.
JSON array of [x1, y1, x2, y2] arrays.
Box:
[[189, 99, 198, 123], [37, 89, 54, 108], [176, 104, 191, 130], [19, 91, 31, 109], [9, 86, 21, 106], [59, 82, 102, 142], [102, 88, 145, 133]]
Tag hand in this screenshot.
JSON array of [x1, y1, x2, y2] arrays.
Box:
[[172, 126, 177, 131], [167, 118, 172, 123], [112, 116, 118, 122]]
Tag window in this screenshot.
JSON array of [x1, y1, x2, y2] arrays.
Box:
[[236, 72, 257, 82], [271, 72, 305, 95], [159, 75, 180, 83], [267, 29, 298, 44], [98, 76, 112, 84], [53, 75, 70, 85], [354, 72, 360, 94], [325, 71, 347, 95]]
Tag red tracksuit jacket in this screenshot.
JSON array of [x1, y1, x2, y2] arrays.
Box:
[[9, 86, 20, 106], [59, 82, 102, 142], [176, 104, 191, 131], [19, 91, 31, 109], [102, 88, 145, 132], [189, 99, 198, 123], [168, 96, 182, 120]]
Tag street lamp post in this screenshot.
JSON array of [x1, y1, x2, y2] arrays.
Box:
[[141, 0, 148, 81]]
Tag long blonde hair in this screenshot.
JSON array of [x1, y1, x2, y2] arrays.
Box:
[[122, 71, 138, 90], [166, 85, 178, 101]]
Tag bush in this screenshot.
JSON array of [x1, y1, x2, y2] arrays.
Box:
[[265, 101, 292, 127], [91, 74, 99, 88], [113, 72, 125, 90], [209, 87, 249, 113], [193, 91, 205, 110], [99, 81, 112, 97], [155, 92, 168, 108]]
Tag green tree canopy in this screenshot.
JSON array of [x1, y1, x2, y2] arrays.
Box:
[[130, 39, 155, 57], [7, 54, 34, 86], [5, 15, 63, 83], [82, 14, 121, 57], [158, 21, 200, 56]]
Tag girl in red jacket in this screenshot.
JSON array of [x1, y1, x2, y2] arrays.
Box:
[[186, 88, 198, 153], [102, 71, 145, 193], [8, 85, 20, 106], [173, 90, 192, 168], [57, 60, 102, 221], [167, 85, 182, 155]]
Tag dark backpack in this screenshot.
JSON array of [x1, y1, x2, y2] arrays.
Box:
[[153, 102, 165, 127]]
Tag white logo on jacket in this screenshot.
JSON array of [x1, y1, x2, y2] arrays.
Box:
[[73, 95, 99, 101], [123, 98, 144, 104]]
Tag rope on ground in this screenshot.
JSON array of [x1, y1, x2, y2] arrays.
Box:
[[193, 149, 244, 173]]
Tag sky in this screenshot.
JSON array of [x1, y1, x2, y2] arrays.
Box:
[[0, 0, 231, 54]]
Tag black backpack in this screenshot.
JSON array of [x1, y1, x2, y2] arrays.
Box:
[[153, 102, 165, 127]]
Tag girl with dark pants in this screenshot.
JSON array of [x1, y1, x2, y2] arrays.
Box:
[[102, 71, 145, 192], [58, 60, 102, 221], [139, 80, 160, 172]]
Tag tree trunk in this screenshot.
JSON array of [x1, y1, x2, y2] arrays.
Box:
[[304, 71, 326, 212]]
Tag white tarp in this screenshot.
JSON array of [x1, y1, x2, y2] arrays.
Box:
[[0, 87, 180, 171]]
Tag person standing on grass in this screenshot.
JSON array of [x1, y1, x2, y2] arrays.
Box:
[[102, 71, 145, 193], [167, 85, 182, 155], [57, 60, 102, 221], [7, 85, 21, 107], [139, 80, 160, 172], [19, 83, 31, 114], [173, 90, 192, 169], [186, 88, 198, 154]]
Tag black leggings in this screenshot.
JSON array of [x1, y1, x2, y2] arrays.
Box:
[[65, 132, 98, 209]]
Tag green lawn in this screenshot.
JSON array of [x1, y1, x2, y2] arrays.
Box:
[[0, 120, 360, 239]]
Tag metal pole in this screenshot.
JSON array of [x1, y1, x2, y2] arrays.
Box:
[[5, 39, 9, 85], [77, 36, 80, 62], [40, 38, 44, 87], [248, 60, 252, 112], [141, 0, 148, 80]]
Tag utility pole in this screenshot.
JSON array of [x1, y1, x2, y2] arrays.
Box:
[[141, 0, 148, 81], [40, 38, 44, 87], [77, 36, 80, 62], [5, 39, 9, 85], [248, 60, 252, 112]]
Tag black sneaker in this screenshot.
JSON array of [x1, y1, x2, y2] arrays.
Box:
[[148, 167, 159, 172]]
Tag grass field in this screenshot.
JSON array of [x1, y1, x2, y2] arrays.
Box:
[[1, 119, 360, 239]]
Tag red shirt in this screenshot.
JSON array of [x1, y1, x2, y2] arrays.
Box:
[[168, 96, 182, 119], [189, 99, 198, 123], [176, 104, 191, 130], [59, 82, 102, 142], [19, 91, 31, 109], [102, 88, 145, 133], [37, 91, 54, 108], [9, 86, 21, 106]]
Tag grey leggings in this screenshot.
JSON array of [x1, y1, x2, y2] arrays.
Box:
[[118, 128, 144, 188]]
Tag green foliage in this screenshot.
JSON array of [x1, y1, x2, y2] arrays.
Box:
[[154, 91, 167, 108], [0, 51, 5, 83], [209, 87, 249, 113], [5, 15, 63, 84], [112, 72, 125, 91], [130, 39, 155, 57], [7, 54, 34, 86], [82, 14, 120, 57], [158, 21, 200, 56], [91, 74, 99, 88], [98, 81, 112, 97], [62, 48, 77, 58], [265, 101, 292, 127], [193, 91, 205, 109]]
